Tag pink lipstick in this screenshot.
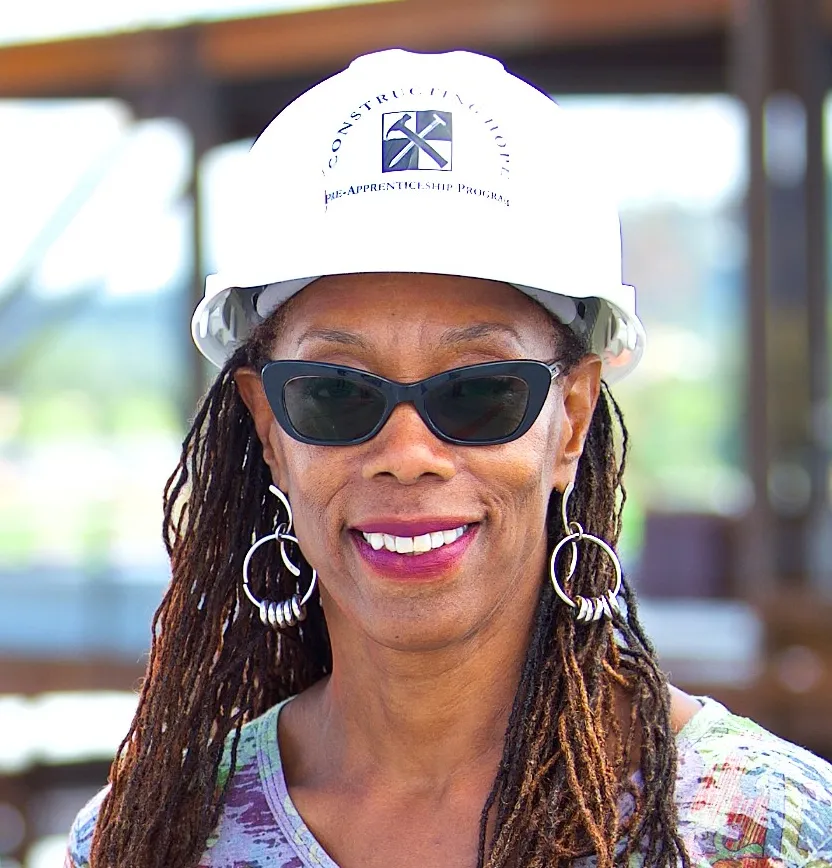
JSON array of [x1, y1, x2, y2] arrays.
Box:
[[351, 524, 479, 580]]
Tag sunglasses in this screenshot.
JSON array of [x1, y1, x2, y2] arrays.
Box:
[[260, 359, 564, 446]]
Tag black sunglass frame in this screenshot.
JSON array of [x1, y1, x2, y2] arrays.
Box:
[[260, 359, 564, 447]]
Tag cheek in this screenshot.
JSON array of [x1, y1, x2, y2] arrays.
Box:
[[483, 428, 558, 534], [269, 423, 332, 489], [270, 431, 350, 555], [494, 404, 562, 493]]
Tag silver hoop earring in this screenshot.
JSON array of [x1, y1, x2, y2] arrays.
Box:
[[242, 485, 318, 629], [549, 480, 623, 624]]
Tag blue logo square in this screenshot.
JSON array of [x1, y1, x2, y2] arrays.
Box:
[[382, 111, 453, 172]]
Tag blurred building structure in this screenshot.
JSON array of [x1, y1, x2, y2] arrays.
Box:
[[1, 0, 831, 865]]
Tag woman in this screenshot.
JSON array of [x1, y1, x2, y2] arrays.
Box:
[[67, 49, 832, 868]]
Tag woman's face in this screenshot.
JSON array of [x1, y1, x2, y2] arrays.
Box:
[[237, 273, 600, 653]]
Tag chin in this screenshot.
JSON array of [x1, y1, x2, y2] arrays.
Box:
[[373, 626, 479, 654], [321, 566, 514, 654], [350, 598, 486, 653]]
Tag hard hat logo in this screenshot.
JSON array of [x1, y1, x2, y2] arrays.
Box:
[[382, 111, 453, 172]]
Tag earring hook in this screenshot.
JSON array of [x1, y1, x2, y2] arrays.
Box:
[[561, 479, 574, 537], [558, 480, 579, 582], [269, 484, 301, 576], [269, 484, 294, 533]]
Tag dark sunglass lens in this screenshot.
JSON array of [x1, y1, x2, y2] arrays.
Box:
[[426, 376, 530, 442], [283, 376, 385, 442]]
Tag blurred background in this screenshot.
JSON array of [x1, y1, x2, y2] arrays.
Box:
[[1, 0, 831, 864]]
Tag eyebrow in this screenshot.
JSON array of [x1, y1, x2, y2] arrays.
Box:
[[296, 328, 371, 349], [437, 323, 522, 347], [296, 323, 522, 350]]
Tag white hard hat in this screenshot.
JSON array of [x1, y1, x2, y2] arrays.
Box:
[[192, 49, 645, 380]]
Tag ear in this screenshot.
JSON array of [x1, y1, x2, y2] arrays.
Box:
[[551, 355, 602, 492], [234, 367, 283, 482]]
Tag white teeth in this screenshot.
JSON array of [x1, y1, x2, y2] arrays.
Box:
[[362, 525, 469, 556], [413, 534, 432, 553]]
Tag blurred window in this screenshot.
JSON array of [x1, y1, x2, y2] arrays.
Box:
[[0, 101, 191, 657], [557, 95, 749, 566]]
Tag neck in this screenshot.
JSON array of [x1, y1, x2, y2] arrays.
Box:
[[314, 579, 541, 789]]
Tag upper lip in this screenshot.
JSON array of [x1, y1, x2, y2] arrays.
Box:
[[352, 518, 480, 536]]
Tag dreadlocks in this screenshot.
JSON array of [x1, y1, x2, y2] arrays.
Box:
[[89, 303, 689, 868]]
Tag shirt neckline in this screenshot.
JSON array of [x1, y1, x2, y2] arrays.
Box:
[[252, 694, 727, 868], [256, 697, 339, 868]]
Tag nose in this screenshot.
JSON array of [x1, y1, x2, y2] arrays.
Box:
[[361, 402, 457, 484]]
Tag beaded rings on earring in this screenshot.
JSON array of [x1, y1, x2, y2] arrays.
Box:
[[242, 485, 318, 629], [549, 481, 623, 624]]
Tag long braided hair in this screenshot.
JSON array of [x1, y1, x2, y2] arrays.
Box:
[[89, 300, 689, 868]]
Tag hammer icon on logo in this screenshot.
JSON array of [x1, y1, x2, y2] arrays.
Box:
[[385, 112, 450, 169]]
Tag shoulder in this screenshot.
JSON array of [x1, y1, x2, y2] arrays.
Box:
[[63, 704, 277, 867], [674, 697, 832, 866], [213, 702, 271, 795], [65, 787, 108, 868]]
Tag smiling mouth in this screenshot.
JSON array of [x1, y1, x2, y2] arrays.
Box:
[[358, 525, 469, 556]]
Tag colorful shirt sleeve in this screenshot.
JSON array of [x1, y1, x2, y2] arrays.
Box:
[[64, 787, 107, 868], [674, 705, 832, 867]]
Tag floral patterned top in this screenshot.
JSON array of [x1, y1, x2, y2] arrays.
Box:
[[66, 696, 832, 867]]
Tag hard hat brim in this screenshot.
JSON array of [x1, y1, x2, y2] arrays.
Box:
[[192, 267, 645, 382]]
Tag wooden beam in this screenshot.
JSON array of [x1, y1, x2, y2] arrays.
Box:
[[201, 0, 730, 81], [0, 0, 731, 99], [0, 29, 180, 97], [0, 656, 145, 695]]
